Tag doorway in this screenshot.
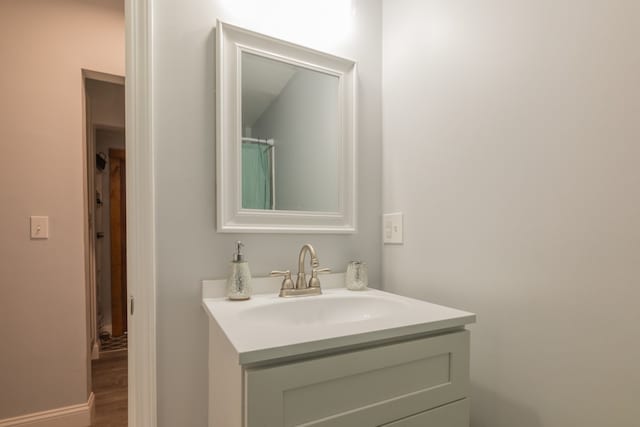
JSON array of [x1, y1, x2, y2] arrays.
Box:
[[95, 132, 128, 350], [84, 72, 128, 426]]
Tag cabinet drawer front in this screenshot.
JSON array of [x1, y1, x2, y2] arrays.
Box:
[[380, 398, 469, 427], [245, 330, 470, 427]]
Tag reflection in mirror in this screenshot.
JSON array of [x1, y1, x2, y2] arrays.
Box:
[[241, 52, 340, 212]]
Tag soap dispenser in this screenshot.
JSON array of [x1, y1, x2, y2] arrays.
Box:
[[226, 241, 252, 300]]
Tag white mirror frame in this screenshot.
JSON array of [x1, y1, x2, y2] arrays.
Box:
[[216, 20, 357, 233]]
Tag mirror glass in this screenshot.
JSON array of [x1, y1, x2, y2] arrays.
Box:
[[241, 52, 340, 212]]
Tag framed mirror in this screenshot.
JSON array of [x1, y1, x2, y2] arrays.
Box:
[[216, 21, 357, 233]]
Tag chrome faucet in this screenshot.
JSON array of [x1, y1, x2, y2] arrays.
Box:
[[271, 244, 330, 297]]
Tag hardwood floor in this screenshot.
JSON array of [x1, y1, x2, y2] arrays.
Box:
[[92, 350, 127, 427]]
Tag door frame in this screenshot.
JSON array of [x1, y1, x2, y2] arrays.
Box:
[[126, 0, 157, 426], [83, 73, 126, 363], [82, 77, 100, 361]]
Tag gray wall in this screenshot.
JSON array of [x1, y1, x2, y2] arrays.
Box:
[[252, 70, 340, 212], [382, 0, 640, 426], [152, 0, 382, 425]]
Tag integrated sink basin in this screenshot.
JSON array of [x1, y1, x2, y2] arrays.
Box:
[[242, 292, 410, 326], [202, 276, 475, 365]]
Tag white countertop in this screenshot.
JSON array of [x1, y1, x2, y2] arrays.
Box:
[[202, 280, 475, 365]]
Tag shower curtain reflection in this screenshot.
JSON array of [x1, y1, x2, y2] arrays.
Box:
[[242, 143, 273, 209]]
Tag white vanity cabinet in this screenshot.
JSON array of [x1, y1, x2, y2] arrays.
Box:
[[380, 399, 469, 427], [245, 330, 469, 427], [203, 284, 475, 427], [209, 321, 470, 427]]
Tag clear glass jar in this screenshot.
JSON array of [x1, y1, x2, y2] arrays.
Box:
[[227, 261, 252, 300], [345, 261, 368, 290]]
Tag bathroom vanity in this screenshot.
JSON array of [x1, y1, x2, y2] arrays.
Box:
[[202, 275, 476, 427]]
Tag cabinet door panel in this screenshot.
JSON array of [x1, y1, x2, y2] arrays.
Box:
[[380, 399, 469, 427], [245, 330, 469, 427]]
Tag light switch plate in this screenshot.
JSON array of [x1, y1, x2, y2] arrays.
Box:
[[30, 216, 49, 239], [383, 212, 403, 244]]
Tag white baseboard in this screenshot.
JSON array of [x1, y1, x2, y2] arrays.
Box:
[[0, 392, 94, 427]]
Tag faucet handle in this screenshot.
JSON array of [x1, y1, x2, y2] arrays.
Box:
[[271, 270, 290, 276], [271, 270, 294, 290], [309, 267, 331, 288]]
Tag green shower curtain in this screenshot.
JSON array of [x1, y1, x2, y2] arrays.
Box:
[[242, 143, 272, 209]]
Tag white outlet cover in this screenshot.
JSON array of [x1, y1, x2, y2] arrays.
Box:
[[30, 216, 49, 239], [383, 212, 403, 244]]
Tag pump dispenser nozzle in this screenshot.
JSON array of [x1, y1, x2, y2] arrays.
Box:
[[233, 241, 245, 262]]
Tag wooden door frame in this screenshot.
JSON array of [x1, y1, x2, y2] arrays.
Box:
[[109, 148, 128, 337]]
